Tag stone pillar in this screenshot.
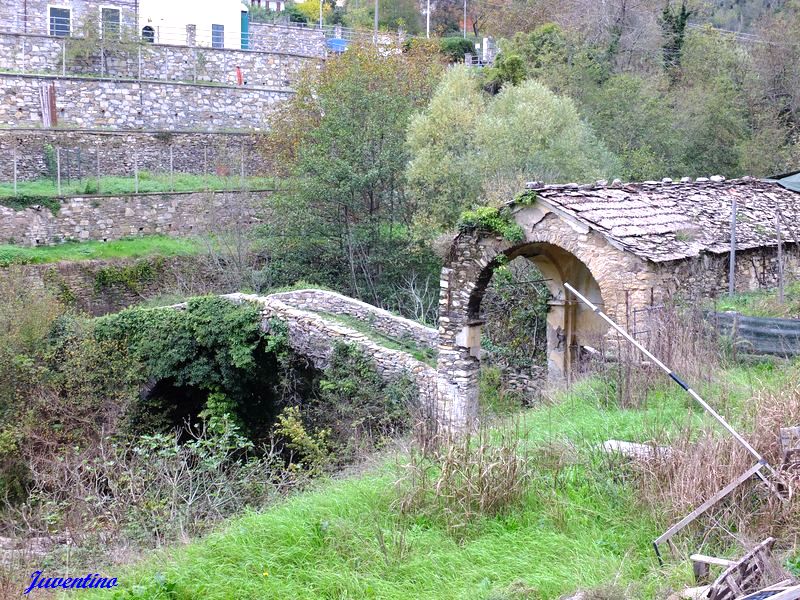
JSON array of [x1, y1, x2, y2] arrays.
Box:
[[546, 299, 567, 382], [186, 25, 197, 47], [436, 262, 481, 432]]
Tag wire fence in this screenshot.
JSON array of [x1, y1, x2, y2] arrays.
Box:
[[1, 12, 408, 51], [2, 134, 281, 198], [0, 14, 418, 85]]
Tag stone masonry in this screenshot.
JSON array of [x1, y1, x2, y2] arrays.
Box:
[[437, 177, 800, 430], [0, 189, 268, 245], [0, 129, 268, 182], [248, 23, 326, 56], [227, 292, 440, 417], [0, 0, 139, 37], [0, 31, 322, 88], [0, 74, 291, 130], [270, 289, 438, 350]]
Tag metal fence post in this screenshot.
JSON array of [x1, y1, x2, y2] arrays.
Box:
[[138, 44, 142, 81], [777, 212, 784, 305], [96, 144, 101, 194], [62, 38, 66, 76], [21, 36, 26, 74], [728, 196, 737, 296], [240, 141, 245, 189], [204, 146, 209, 191], [134, 148, 139, 193], [56, 147, 62, 196], [13, 146, 18, 197], [169, 144, 174, 191]]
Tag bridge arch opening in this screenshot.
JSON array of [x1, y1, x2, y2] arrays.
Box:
[[437, 230, 611, 430], [468, 242, 606, 380]]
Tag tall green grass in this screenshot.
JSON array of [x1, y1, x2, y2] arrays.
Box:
[[714, 281, 800, 318], [0, 235, 201, 266], [71, 363, 792, 599]]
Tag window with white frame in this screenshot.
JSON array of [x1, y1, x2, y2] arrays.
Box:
[[48, 6, 71, 37], [101, 7, 121, 38]]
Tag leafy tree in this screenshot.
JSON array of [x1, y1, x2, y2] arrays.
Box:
[[406, 67, 485, 229], [579, 74, 678, 181], [661, 0, 692, 72], [407, 68, 619, 229], [476, 79, 619, 201], [482, 53, 526, 93], [342, 0, 423, 33], [440, 37, 476, 62], [257, 44, 444, 312], [294, 0, 334, 25]]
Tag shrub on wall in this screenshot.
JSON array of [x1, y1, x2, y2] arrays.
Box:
[[302, 342, 416, 461], [457, 206, 524, 242], [94, 296, 289, 440]]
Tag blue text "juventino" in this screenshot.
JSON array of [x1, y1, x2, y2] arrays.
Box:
[[24, 571, 118, 594]]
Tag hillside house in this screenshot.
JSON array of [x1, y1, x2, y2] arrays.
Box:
[[1, 0, 251, 50], [1, 0, 138, 37]]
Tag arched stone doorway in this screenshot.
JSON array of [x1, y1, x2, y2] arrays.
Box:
[[436, 209, 627, 431]]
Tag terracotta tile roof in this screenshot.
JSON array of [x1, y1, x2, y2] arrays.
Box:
[[518, 177, 800, 263]]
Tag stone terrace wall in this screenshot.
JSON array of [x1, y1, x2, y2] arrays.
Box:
[[0, 129, 270, 182], [16, 254, 218, 316], [271, 289, 438, 350], [249, 23, 326, 56], [0, 74, 291, 130], [0, 189, 267, 245], [0, 32, 322, 88], [227, 292, 439, 412], [656, 245, 800, 300]]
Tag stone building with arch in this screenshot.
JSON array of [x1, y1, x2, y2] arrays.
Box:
[[436, 177, 800, 429]]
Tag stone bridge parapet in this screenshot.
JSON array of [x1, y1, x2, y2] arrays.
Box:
[[224, 292, 440, 415], [269, 289, 438, 350]]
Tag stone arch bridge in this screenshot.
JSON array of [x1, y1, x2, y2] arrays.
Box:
[[224, 178, 800, 432]]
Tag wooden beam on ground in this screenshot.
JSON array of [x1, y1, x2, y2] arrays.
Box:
[[653, 461, 765, 560]]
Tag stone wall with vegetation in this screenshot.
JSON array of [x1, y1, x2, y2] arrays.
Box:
[[0, 0, 139, 37], [0, 31, 322, 87], [0, 189, 267, 245], [0, 129, 267, 182], [0, 74, 291, 130], [17, 255, 207, 315]]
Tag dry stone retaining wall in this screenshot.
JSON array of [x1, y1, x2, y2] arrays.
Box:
[[0, 189, 266, 245], [16, 255, 216, 315], [0, 74, 291, 130], [0, 129, 268, 182], [0, 32, 322, 87]]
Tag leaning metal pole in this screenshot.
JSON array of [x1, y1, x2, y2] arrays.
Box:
[[563, 282, 779, 482]]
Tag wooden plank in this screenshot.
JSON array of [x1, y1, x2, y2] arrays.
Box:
[[691, 554, 737, 568], [655, 461, 765, 547]]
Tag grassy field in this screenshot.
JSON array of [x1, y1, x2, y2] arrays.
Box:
[[72, 362, 792, 600], [0, 235, 201, 266], [715, 281, 800, 318], [0, 172, 280, 199]]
